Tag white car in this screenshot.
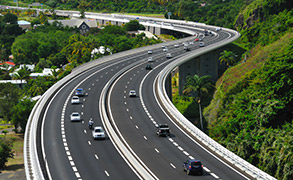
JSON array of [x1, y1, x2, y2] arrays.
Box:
[[129, 90, 136, 97], [71, 96, 80, 104], [70, 112, 81, 122], [174, 44, 180, 48], [189, 41, 194, 45], [161, 45, 166, 49], [148, 57, 154, 62], [199, 42, 204, 47], [166, 53, 172, 58], [92, 126, 105, 140], [163, 48, 168, 52], [147, 50, 153, 54]]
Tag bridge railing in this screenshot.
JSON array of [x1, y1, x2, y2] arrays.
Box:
[[156, 28, 276, 180]]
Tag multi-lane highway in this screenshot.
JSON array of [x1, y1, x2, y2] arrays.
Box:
[[38, 23, 252, 179], [16, 6, 274, 179]]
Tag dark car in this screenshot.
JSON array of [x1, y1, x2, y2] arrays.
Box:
[[156, 124, 170, 136], [75, 88, 85, 96], [146, 64, 152, 70], [183, 159, 203, 175]]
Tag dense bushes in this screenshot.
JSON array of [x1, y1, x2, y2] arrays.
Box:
[[0, 137, 14, 168], [205, 33, 293, 179]]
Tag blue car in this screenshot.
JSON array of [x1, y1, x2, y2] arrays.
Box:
[[75, 88, 85, 96], [183, 159, 203, 175]]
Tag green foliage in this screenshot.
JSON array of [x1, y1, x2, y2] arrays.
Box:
[[23, 76, 57, 97], [205, 33, 293, 179], [123, 20, 145, 31], [0, 137, 14, 168], [237, 9, 293, 48], [11, 98, 35, 133], [0, 83, 20, 122], [11, 25, 74, 65], [0, 13, 24, 60], [219, 50, 237, 66]]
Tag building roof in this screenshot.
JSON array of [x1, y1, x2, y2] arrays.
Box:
[[0, 61, 15, 66], [48, 19, 98, 28], [18, 20, 31, 25], [0, 80, 27, 85]]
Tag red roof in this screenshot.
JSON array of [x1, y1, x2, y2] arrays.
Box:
[[0, 61, 15, 66]]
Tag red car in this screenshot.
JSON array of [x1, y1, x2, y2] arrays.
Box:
[[194, 38, 199, 42]]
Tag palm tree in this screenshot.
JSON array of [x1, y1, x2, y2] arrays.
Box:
[[219, 50, 237, 66], [183, 74, 213, 131], [14, 66, 30, 88]]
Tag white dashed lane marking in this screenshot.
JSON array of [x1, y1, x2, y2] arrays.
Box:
[[203, 167, 211, 173], [143, 136, 147, 140], [105, 171, 110, 177], [95, 154, 99, 160], [211, 173, 219, 179], [170, 163, 176, 169], [155, 148, 160, 153]]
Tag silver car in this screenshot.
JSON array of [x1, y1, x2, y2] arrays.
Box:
[[70, 112, 81, 122], [129, 90, 136, 97], [71, 96, 80, 104], [148, 57, 154, 62], [92, 126, 105, 140]]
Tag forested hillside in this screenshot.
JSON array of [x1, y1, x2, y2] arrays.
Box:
[[204, 0, 292, 179]]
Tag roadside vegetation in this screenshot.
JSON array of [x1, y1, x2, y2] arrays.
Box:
[[0, 9, 161, 168]]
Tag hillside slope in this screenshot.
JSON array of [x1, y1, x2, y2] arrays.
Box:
[[204, 32, 292, 179], [203, 1, 293, 179]]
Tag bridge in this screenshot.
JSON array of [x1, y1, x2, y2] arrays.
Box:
[[18, 8, 276, 180]]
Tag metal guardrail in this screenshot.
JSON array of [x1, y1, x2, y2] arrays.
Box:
[[156, 28, 276, 180]]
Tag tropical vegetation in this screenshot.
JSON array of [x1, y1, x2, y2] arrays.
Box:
[[183, 75, 213, 131]]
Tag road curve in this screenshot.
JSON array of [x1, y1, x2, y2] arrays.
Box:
[[23, 10, 275, 180]]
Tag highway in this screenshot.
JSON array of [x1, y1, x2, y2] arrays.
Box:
[[7, 5, 272, 179], [40, 23, 251, 179], [106, 33, 248, 179]]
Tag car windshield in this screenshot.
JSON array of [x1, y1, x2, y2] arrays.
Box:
[[72, 113, 79, 116], [95, 129, 103, 132], [159, 125, 169, 128], [191, 162, 201, 166], [73, 97, 79, 99]]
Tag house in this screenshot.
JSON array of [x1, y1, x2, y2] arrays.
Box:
[[0, 61, 15, 70], [0, 80, 27, 88], [9, 64, 35, 77], [48, 18, 98, 34], [30, 68, 60, 78], [18, 20, 31, 30]]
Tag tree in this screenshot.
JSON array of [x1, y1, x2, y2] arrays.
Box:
[[0, 137, 14, 168], [219, 50, 237, 66], [0, 83, 20, 121], [124, 20, 145, 31], [13, 66, 30, 86], [11, 98, 35, 132], [3, 13, 17, 24], [183, 74, 213, 131]]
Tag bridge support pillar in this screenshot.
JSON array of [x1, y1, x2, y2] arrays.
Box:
[[178, 50, 220, 95], [165, 74, 172, 101]]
